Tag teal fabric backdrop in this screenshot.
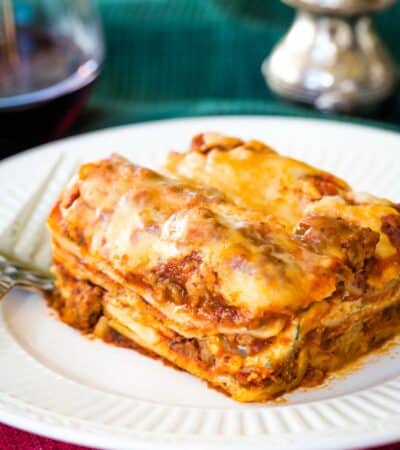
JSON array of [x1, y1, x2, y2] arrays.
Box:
[[73, 0, 400, 133]]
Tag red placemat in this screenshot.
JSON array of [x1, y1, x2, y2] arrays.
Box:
[[1, 422, 400, 449], [0, 423, 94, 450]]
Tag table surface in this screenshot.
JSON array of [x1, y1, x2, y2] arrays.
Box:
[[2, 0, 400, 447], [0, 422, 400, 450], [0, 424, 93, 450]]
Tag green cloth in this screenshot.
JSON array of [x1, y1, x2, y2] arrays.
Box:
[[73, 0, 400, 134]]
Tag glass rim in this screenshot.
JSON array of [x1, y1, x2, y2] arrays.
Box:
[[0, 57, 103, 110]]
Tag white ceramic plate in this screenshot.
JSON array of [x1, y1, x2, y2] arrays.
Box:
[[1, 116, 400, 450]]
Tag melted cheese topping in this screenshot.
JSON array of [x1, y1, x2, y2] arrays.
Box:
[[165, 133, 400, 285], [49, 154, 341, 325], [165, 135, 350, 228]]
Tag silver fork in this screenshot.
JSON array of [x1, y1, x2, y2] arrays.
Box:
[[0, 253, 54, 300]]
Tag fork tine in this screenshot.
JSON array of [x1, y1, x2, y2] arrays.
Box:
[[0, 277, 15, 300], [0, 253, 53, 298]]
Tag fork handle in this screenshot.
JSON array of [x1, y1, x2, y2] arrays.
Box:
[[0, 277, 15, 300]]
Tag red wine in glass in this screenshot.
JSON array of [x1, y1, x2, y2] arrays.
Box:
[[0, 1, 104, 155], [0, 27, 101, 155]]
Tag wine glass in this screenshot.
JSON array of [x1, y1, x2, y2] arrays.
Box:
[[0, 0, 104, 154]]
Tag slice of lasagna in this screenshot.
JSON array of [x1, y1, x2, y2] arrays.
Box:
[[47, 135, 400, 402]]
